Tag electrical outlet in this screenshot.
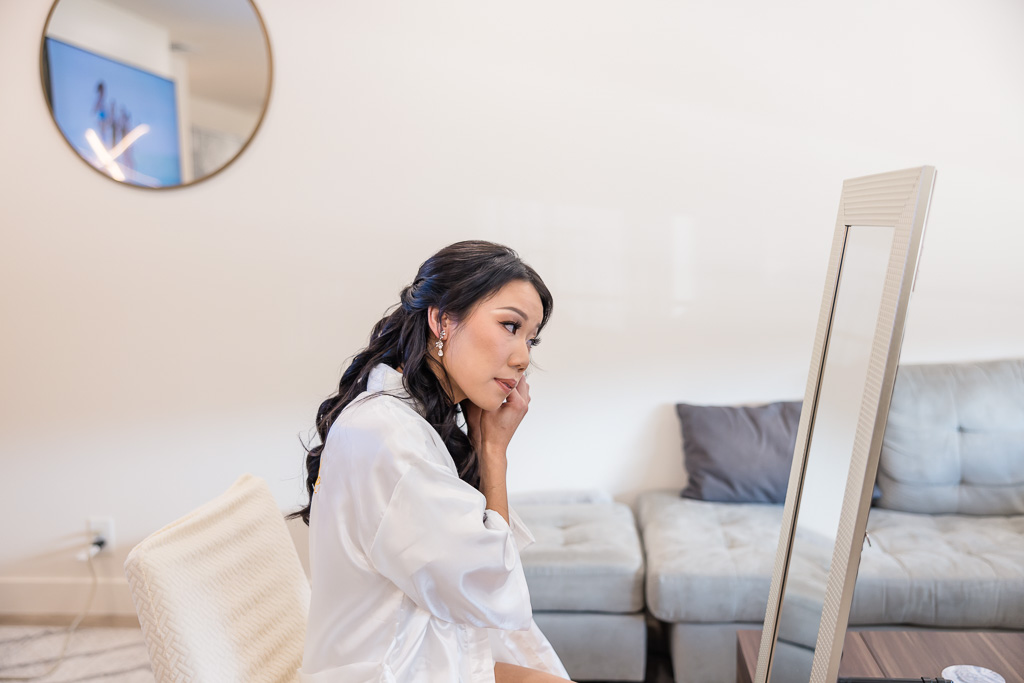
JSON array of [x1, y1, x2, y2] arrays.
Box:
[[88, 517, 115, 552]]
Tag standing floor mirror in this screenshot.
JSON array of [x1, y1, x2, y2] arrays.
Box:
[[754, 166, 937, 683]]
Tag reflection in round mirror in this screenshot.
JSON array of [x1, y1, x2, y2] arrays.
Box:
[[40, 0, 272, 189]]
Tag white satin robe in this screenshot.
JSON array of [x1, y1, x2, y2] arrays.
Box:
[[300, 363, 569, 683]]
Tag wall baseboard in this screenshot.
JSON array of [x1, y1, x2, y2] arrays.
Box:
[[0, 577, 136, 618], [0, 613, 140, 627]]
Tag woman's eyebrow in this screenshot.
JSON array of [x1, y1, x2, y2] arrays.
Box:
[[496, 307, 540, 333]]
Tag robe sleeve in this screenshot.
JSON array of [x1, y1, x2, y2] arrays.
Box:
[[507, 506, 536, 552], [368, 455, 534, 631]]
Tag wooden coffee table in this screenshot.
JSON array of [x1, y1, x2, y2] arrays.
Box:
[[737, 629, 1024, 683]]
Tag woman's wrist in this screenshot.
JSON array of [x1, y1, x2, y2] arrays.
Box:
[[477, 445, 508, 474]]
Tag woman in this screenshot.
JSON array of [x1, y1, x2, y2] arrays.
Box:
[[292, 241, 571, 682]]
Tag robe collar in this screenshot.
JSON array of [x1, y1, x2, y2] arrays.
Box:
[[367, 363, 427, 417]]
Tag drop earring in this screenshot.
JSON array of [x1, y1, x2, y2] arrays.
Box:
[[435, 330, 446, 357]]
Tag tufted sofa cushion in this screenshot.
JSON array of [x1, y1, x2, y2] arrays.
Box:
[[878, 358, 1024, 515], [639, 493, 780, 622], [854, 507, 1024, 627], [638, 491, 1024, 628], [516, 502, 645, 613]]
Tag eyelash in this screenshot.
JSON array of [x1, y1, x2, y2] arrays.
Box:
[[502, 321, 541, 348]]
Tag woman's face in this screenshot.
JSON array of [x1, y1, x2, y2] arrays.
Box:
[[436, 280, 544, 411]]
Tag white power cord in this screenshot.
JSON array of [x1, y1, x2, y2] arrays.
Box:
[[0, 537, 102, 681]]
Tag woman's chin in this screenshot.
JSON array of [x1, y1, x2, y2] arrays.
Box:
[[467, 395, 505, 412]]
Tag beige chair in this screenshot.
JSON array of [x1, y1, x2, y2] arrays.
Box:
[[125, 474, 310, 683]]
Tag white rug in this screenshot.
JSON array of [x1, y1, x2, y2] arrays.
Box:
[[0, 626, 153, 683], [0, 624, 674, 682]]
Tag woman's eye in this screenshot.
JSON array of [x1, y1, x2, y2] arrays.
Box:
[[502, 321, 538, 348]]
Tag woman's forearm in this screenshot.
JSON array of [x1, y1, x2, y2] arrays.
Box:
[[479, 449, 510, 525]]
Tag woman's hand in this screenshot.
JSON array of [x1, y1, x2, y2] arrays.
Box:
[[465, 377, 530, 525], [464, 376, 531, 465]]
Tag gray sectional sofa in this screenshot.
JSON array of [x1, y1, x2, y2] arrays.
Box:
[[639, 358, 1024, 683], [517, 359, 1024, 683], [515, 492, 647, 682]]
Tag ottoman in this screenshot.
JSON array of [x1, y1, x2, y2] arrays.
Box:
[[514, 492, 647, 681]]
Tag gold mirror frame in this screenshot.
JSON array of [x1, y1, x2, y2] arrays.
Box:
[[754, 166, 937, 683], [39, 0, 273, 190]]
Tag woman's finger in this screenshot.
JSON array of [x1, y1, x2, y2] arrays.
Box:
[[500, 377, 530, 417], [514, 376, 530, 405]]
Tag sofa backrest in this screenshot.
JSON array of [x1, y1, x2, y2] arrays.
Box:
[[877, 358, 1024, 515]]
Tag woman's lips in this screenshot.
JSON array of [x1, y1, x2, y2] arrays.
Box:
[[495, 378, 515, 393]]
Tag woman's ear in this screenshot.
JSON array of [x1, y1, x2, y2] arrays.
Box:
[[426, 307, 447, 339]]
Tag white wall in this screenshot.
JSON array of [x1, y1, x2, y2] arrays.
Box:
[[2, 0, 1022, 615]]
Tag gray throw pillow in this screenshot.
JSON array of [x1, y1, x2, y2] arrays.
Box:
[[677, 401, 803, 504]]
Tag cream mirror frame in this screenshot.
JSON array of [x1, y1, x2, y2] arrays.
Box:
[[40, 0, 272, 189], [754, 166, 937, 683]]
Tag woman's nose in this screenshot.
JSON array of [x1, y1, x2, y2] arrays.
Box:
[[511, 340, 530, 370]]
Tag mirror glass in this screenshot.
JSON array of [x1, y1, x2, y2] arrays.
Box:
[[41, 0, 271, 188], [770, 225, 897, 682]]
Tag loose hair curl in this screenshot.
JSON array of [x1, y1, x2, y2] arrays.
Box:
[[289, 240, 553, 525]]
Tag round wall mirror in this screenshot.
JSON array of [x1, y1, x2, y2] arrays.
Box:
[[40, 0, 272, 189]]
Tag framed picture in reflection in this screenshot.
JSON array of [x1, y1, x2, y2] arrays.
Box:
[[43, 37, 182, 187]]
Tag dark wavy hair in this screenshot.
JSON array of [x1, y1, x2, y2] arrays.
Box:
[[289, 240, 553, 526]]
